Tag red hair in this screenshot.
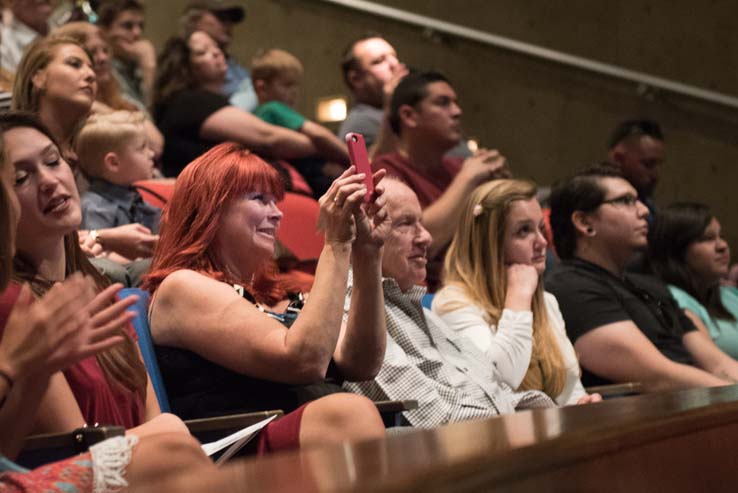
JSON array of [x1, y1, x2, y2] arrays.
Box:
[[143, 143, 287, 304]]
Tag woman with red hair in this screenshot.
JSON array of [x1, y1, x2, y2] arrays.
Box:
[[143, 142, 389, 449]]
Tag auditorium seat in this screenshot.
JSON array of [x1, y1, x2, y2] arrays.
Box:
[[134, 179, 175, 209], [276, 193, 324, 273], [118, 289, 416, 429], [119, 287, 171, 411]]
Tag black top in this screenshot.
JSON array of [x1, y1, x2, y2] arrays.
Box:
[[154, 88, 230, 177], [155, 289, 344, 419], [545, 257, 696, 387]]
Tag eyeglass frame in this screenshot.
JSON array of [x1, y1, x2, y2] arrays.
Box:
[[598, 193, 642, 208]]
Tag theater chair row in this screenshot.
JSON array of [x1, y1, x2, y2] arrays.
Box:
[[17, 286, 416, 467]]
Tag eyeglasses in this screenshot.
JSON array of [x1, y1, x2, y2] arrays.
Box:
[[600, 194, 640, 208]]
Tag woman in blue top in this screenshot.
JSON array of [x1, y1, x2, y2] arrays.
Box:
[[648, 202, 738, 359]]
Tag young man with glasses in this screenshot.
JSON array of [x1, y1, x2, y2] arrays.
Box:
[[545, 163, 738, 391]]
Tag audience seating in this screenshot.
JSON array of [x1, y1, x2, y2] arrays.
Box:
[[275, 193, 324, 273], [586, 381, 643, 399], [119, 288, 417, 427], [134, 179, 175, 209], [18, 292, 287, 466], [119, 287, 171, 411], [421, 293, 434, 309], [17, 410, 284, 469]]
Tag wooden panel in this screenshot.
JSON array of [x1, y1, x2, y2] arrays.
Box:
[[142, 385, 738, 492]]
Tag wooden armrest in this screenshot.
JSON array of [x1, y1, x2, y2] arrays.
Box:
[[21, 411, 285, 454], [586, 382, 643, 397], [185, 410, 283, 434], [22, 431, 74, 452], [374, 400, 418, 413]]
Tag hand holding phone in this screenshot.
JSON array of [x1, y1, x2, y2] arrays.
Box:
[[345, 132, 375, 202]]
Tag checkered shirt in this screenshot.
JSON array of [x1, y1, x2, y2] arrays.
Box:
[[343, 276, 554, 428]]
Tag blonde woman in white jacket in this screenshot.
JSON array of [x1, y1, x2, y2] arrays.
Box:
[[433, 179, 601, 406]]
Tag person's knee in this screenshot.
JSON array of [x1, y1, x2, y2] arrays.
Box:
[[126, 433, 213, 487], [149, 433, 206, 465], [158, 412, 190, 432], [308, 393, 385, 439], [142, 412, 190, 436], [338, 394, 384, 430]]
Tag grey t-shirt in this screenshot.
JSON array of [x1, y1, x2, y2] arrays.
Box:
[[338, 103, 383, 147]]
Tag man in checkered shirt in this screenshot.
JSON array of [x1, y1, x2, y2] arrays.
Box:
[[343, 178, 553, 428]]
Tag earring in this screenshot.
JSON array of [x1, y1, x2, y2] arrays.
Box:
[[586, 227, 595, 236]]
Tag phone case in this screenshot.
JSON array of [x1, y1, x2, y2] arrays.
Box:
[[345, 132, 374, 202]]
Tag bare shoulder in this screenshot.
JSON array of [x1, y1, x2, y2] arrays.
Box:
[[153, 270, 235, 320], [158, 269, 226, 301], [151, 269, 249, 345]]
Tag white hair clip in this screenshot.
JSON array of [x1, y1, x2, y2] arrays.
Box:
[[472, 204, 484, 217]]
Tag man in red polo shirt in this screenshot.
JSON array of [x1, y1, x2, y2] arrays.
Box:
[[373, 71, 508, 290]]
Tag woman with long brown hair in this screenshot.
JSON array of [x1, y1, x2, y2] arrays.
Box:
[[0, 112, 214, 492], [0, 111, 187, 436], [649, 203, 738, 359], [11, 35, 96, 160], [433, 179, 600, 405], [152, 30, 326, 177], [51, 21, 164, 158]]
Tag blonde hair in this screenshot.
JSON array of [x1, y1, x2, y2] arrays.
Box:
[[52, 22, 137, 112], [440, 179, 566, 398], [251, 49, 303, 84], [76, 110, 145, 177]]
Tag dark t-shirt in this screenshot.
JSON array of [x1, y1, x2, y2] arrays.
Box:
[[545, 257, 697, 386], [154, 88, 230, 177]]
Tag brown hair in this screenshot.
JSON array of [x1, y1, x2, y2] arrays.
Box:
[[152, 35, 195, 109], [52, 22, 137, 112], [11, 36, 86, 113], [0, 111, 148, 400], [96, 0, 144, 28]]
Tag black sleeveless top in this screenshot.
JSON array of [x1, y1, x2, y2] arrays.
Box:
[[155, 288, 344, 419]]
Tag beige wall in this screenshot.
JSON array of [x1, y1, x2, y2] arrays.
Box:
[[145, 0, 738, 247]]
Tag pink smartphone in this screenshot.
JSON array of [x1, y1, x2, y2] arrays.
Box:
[[345, 132, 374, 202]]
